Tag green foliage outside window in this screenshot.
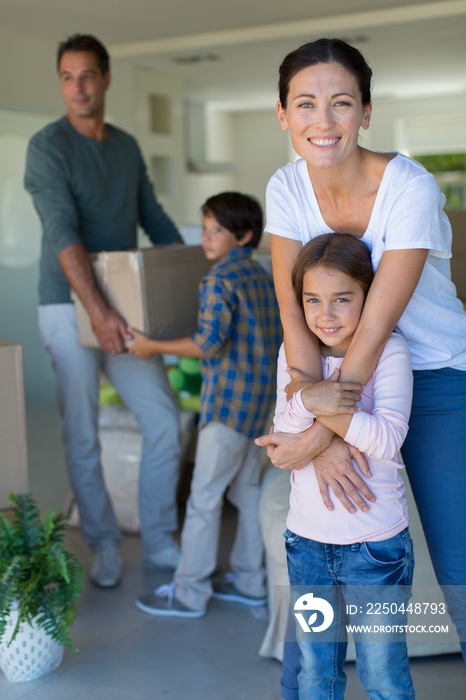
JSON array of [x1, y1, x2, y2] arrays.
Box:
[[414, 153, 466, 209]]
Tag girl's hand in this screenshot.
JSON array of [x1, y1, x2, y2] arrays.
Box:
[[287, 366, 363, 416], [284, 366, 314, 401], [313, 435, 375, 513], [126, 328, 155, 360]]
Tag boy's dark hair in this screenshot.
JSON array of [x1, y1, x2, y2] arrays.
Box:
[[201, 192, 263, 249], [57, 34, 110, 74], [291, 233, 374, 310]]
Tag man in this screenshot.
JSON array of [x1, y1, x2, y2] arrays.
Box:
[[25, 34, 182, 588]]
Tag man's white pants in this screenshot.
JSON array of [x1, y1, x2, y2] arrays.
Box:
[[39, 304, 181, 556]]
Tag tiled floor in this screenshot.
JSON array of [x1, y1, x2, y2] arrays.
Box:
[[0, 402, 464, 698]]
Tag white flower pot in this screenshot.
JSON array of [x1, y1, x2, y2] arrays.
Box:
[[0, 604, 63, 682]]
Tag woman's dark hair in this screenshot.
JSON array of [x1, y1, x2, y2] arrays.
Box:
[[291, 233, 374, 310], [278, 38, 372, 108], [57, 34, 110, 75], [201, 192, 263, 249]]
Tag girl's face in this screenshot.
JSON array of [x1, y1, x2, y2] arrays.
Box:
[[301, 264, 365, 357], [277, 62, 371, 171]]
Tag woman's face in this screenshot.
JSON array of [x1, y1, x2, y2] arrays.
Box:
[[277, 62, 372, 171]]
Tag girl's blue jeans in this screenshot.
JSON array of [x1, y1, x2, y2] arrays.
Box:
[[285, 528, 415, 700]]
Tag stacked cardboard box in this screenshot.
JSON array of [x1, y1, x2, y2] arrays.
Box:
[[0, 340, 29, 509]]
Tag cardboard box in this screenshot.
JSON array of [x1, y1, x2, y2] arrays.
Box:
[[72, 245, 212, 347], [0, 340, 29, 509]]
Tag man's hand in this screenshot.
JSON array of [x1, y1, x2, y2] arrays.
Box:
[[313, 436, 375, 513], [90, 307, 130, 355], [59, 243, 130, 354], [287, 366, 363, 415]]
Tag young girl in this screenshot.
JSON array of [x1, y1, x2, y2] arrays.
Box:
[[275, 233, 415, 699]]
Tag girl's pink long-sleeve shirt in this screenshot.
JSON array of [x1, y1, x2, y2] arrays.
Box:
[[274, 333, 413, 544]]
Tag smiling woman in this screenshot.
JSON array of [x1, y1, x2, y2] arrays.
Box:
[[255, 36, 466, 699], [276, 62, 371, 175]]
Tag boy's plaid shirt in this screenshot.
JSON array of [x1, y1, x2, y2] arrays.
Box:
[[192, 247, 282, 439]]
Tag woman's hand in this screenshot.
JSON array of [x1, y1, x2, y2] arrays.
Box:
[[313, 435, 375, 513], [256, 428, 313, 472], [255, 425, 375, 512], [255, 421, 335, 471], [287, 366, 363, 415]]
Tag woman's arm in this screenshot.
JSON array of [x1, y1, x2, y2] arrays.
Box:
[[338, 248, 428, 384], [266, 242, 427, 510], [263, 345, 336, 470], [287, 249, 427, 439], [322, 335, 413, 459], [258, 306, 374, 511], [270, 235, 322, 378], [271, 235, 362, 409]]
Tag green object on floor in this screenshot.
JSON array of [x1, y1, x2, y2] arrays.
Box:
[[99, 381, 124, 406], [99, 359, 202, 413], [177, 393, 201, 412], [167, 357, 202, 412]]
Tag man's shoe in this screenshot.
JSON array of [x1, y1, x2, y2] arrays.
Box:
[[136, 582, 204, 619], [90, 546, 122, 588], [212, 572, 267, 607], [143, 542, 181, 570]]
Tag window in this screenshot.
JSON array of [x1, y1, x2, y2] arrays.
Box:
[[414, 153, 466, 209]]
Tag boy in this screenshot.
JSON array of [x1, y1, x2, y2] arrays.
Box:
[[130, 192, 282, 618]]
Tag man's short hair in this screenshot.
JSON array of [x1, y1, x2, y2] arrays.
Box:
[[57, 34, 110, 74]]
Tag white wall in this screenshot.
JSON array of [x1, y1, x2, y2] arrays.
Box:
[[232, 110, 291, 209], [185, 172, 238, 226], [183, 109, 291, 237], [0, 28, 62, 115], [367, 94, 466, 154]]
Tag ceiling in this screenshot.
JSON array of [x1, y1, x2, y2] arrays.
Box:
[[3, 0, 466, 108]]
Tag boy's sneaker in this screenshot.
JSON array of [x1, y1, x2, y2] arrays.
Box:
[[212, 572, 267, 607], [90, 545, 122, 588], [135, 582, 205, 619]]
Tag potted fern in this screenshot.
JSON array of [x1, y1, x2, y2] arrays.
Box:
[[0, 493, 83, 682]]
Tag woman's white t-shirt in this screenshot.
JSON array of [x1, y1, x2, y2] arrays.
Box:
[[266, 153, 466, 371]]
